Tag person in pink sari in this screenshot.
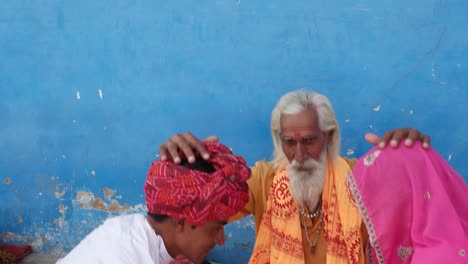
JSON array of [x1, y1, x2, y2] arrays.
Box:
[[348, 141, 468, 264]]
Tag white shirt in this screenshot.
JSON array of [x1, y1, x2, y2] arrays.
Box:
[[57, 214, 174, 264]]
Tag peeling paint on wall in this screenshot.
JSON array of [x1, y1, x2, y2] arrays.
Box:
[[91, 198, 107, 210], [74, 190, 142, 213], [103, 187, 115, 200], [55, 184, 67, 199], [2, 188, 148, 256], [4, 177, 12, 184], [1, 232, 23, 242], [58, 204, 66, 218], [76, 191, 95, 206], [53, 217, 67, 229]]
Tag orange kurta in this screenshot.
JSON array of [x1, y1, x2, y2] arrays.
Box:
[[230, 158, 369, 263]]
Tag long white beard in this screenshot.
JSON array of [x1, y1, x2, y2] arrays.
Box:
[[287, 151, 327, 211]]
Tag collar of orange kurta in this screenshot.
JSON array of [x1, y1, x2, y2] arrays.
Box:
[[249, 156, 365, 264]]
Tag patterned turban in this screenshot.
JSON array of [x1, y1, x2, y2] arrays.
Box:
[[144, 142, 251, 225]]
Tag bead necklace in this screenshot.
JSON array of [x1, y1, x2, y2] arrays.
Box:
[[300, 201, 322, 255]]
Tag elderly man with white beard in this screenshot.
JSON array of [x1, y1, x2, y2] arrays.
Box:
[[159, 89, 431, 264]]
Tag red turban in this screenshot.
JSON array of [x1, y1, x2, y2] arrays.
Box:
[[144, 142, 251, 225]]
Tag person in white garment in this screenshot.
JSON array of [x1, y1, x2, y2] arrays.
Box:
[[57, 142, 251, 264]]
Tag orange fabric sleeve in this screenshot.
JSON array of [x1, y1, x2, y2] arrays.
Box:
[[228, 161, 275, 235]]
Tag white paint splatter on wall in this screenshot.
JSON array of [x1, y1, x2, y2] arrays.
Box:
[[76, 91, 80, 100], [373, 105, 381, 112], [233, 216, 255, 229], [98, 89, 103, 100]]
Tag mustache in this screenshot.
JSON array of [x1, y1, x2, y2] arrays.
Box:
[[289, 158, 322, 170], [289, 151, 327, 170]]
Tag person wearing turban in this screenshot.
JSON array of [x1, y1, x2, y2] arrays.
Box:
[[159, 90, 432, 264], [57, 142, 251, 264]]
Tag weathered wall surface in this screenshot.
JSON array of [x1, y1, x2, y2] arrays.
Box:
[[1, 1, 467, 262]]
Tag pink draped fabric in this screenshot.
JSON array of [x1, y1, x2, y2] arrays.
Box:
[[348, 142, 468, 264]]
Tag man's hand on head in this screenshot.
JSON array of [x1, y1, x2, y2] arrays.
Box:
[[159, 132, 219, 164], [365, 127, 431, 149]]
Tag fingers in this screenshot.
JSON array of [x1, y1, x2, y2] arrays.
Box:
[[172, 133, 196, 163], [364, 133, 380, 145], [405, 130, 431, 149], [403, 128, 420, 146], [185, 132, 211, 160], [421, 135, 431, 149], [378, 130, 402, 148], [203, 135, 219, 143], [159, 134, 187, 163], [158, 143, 170, 161], [374, 127, 431, 149], [401, 128, 432, 148], [159, 132, 209, 164]]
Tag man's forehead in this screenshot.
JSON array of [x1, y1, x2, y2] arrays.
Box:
[[280, 129, 321, 138], [280, 111, 320, 132]]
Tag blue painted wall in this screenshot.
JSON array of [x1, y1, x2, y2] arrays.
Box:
[[1, 0, 467, 262]]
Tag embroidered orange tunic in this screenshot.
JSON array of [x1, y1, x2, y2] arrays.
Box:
[[230, 158, 369, 263]]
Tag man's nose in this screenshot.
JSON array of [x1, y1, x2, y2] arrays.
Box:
[[294, 143, 306, 163]]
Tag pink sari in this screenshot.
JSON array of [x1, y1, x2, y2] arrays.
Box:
[[348, 142, 468, 264]]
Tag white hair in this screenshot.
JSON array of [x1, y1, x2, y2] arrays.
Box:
[[288, 151, 327, 210], [270, 89, 341, 170]]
